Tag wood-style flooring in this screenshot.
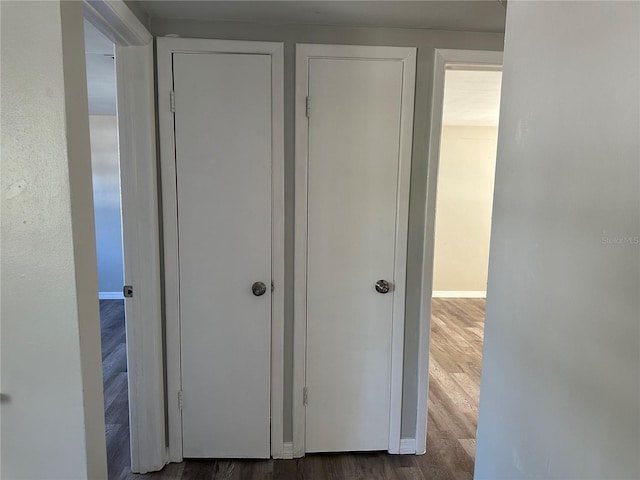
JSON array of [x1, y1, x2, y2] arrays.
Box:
[[100, 298, 485, 480], [100, 300, 132, 480]]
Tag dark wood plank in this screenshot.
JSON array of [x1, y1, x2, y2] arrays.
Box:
[[99, 300, 131, 480]]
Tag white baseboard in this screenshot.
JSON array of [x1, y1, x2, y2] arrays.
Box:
[[282, 442, 294, 459], [99, 291, 124, 300], [399, 438, 416, 455], [432, 290, 486, 298]]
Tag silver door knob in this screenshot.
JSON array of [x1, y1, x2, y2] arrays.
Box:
[[252, 281, 267, 296], [375, 280, 391, 294]]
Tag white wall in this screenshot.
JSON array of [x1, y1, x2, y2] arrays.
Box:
[[475, 2, 640, 478], [433, 125, 497, 293], [0, 2, 107, 478], [89, 115, 124, 295], [85, 21, 124, 296]]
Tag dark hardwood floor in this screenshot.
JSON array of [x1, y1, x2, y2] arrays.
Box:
[[100, 300, 132, 480], [100, 298, 485, 480]]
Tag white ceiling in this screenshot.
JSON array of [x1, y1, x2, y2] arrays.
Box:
[[135, 1, 506, 33], [442, 69, 502, 126], [84, 20, 116, 116]]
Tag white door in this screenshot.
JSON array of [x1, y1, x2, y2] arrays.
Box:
[[302, 50, 414, 452], [173, 52, 272, 458]]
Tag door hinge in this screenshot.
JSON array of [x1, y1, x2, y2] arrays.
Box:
[[178, 390, 183, 410], [303, 387, 308, 406], [170, 90, 176, 113], [305, 96, 311, 118], [123, 285, 133, 298]]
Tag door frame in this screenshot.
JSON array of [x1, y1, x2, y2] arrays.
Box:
[[293, 43, 417, 457], [82, 0, 167, 473], [156, 37, 285, 462], [415, 48, 503, 455]]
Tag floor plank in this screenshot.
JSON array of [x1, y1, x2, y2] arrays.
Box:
[[414, 298, 485, 480], [100, 300, 131, 480], [101, 298, 485, 480]]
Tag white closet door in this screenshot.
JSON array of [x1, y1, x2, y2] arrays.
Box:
[[173, 52, 272, 458], [305, 57, 405, 452]]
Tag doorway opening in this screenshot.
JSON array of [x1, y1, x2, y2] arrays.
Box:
[[81, 1, 164, 474], [425, 66, 502, 478], [84, 19, 130, 478]]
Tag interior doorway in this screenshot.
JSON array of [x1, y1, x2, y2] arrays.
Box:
[[424, 65, 502, 479], [81, 1, 165, 472], [83, 19, 131, 478]]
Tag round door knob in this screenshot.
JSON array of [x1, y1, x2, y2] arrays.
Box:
[[252, 281, 267, 296], [375, 279, 391, 294]]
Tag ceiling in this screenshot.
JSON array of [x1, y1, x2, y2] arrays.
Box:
[[442, 69, 502, 126], [84, 20, 116, 116], [134, 1, 506, 33]]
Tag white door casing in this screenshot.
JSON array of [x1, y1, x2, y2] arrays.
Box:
[[82, 0, 166, 473], [417, 48, 503, 455], [157, 38, 284, 461], [294, 44, 416, 456]]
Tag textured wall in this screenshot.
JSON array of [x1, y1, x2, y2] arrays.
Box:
[[0, 1, 107, 478], [475, 2, 640, 478]]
